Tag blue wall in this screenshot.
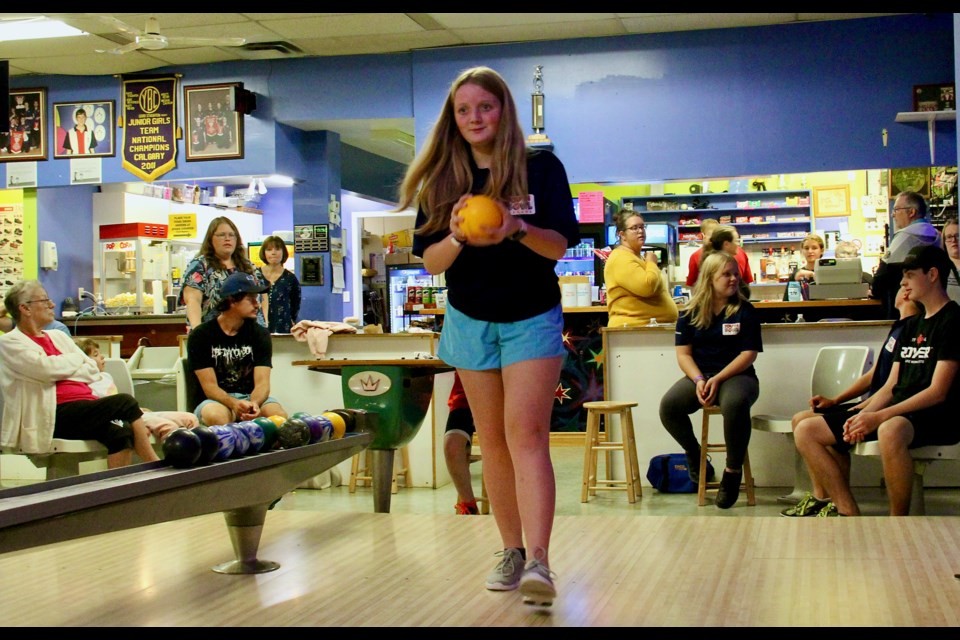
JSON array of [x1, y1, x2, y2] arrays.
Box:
[[8, 12, 959, 320]]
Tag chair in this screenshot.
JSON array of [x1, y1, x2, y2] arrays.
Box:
[[174, 357, 207, 414], [349, 446, 411, 494], [103, 358, 134, 396], [751, 345, 873, 503], [581, 400, 642, 503], [698, 405, 756, 507], [852, 441, 960, 515], [470, 433, 489, 514]]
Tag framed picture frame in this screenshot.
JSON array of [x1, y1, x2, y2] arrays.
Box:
[[53, 100, 115, 158], [0, 87, 46, 162], [889, 167, 931, 198], [184, 82, 244, 161], [812, 184, 851, 218]]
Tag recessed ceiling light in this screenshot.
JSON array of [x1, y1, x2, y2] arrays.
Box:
[[0, 16, 87, 42]]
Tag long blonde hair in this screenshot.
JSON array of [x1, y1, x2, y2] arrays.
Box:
[[397, 66, 528, 236], [682, 252, 747, 329]]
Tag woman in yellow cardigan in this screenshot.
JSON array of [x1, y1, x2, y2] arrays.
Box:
[[604, 208, 679, 327]]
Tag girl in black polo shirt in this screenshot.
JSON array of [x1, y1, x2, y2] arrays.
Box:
[[659, 251, 763, 508]]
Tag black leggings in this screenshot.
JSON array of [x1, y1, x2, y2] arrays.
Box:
[[658, 374, 759, 470], [54, 394, 142, 454]]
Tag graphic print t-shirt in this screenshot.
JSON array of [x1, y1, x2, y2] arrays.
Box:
[[892, 300, 960, 405], [187, 318, 272, 394]]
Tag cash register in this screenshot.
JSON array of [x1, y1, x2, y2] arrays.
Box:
[[808, 258, 870, 299]]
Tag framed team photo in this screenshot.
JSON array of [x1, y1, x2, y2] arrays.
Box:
[[53, 100, 116, 158], [0, 88, 46, 162], [184, 82, 244, 161]]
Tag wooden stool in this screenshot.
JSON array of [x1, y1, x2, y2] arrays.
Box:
[[470, 434, 490, 515], [698, 405, 756, 507], [349, 446, 411, 494], [581, 401, 642, 503]]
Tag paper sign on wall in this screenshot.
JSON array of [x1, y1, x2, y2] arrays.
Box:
[[577, 191, 604, 223], [168, 213, 197, 239]]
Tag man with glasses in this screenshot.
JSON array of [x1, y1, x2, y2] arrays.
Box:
[[0, 280, 152, 467], [186, 271, 288, 427], [870, 190, 940, 318]]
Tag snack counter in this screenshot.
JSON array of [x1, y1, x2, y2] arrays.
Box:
[[64, 314, 187, 358]]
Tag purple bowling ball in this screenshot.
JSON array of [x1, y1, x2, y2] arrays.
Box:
[[236, 420, 265, 453], [300, 415, 324, 444], [230, 423, 250, 457], [209, 424, 236, 461]]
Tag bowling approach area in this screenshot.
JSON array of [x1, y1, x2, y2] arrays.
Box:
[[2, 509, 960, 626]]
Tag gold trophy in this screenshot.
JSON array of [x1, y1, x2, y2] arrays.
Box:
[[527, 65, 553, 149]]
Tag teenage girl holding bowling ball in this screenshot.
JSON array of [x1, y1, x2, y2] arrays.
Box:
[[398, 66, 579, 606]]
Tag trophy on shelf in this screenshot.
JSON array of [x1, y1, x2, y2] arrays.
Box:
[[527, 65, 553, 150]]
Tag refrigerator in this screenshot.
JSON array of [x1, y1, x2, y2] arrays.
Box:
[[385, 263, 438, 333]]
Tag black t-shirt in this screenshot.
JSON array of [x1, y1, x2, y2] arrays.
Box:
[[892, 300, 960, 405], [871, 317, 909, 396], [412, 149, 580, 323], [675, 301, 763, 377], [186, 318, 272, 395]]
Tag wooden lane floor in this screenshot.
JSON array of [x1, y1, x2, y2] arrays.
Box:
[[2, 511, 959, 626]]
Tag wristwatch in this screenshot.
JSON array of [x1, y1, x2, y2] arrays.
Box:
[[508, 219, 528, 242]]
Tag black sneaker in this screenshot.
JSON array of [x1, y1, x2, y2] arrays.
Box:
[[715, 469, 742, 509], [685, 451, 700, 485]]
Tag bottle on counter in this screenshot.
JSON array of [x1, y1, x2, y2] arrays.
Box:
[[764, 248, 778, 283]]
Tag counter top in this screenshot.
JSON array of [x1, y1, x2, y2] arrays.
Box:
[[61, 314, 187, 325]]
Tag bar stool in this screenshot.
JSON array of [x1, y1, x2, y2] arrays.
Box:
[[581, 400, 642, 503], [698, 405, 755, 507], [470, 433, 490, 515], [349, 446, 411, 494]]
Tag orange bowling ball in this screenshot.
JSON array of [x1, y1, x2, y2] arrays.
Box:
[[458, 195, 503, 242]]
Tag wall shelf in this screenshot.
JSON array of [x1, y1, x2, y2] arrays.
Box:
[[895, 110, 957, 164], [622, 190, 812, 245]]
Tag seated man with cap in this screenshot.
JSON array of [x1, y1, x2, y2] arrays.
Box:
[[794, 245, 960, 516], [186, 271, 288, 427]]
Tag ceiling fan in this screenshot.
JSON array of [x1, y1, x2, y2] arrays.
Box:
[[95, 16, 246, 55]]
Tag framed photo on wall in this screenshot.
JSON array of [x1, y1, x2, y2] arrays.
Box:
[[889, 167, 931, 198], [184, 82, 244, 161], [53, 100, 115, 158], [0, 87, 46, 162], [812, 184, 851, 218]]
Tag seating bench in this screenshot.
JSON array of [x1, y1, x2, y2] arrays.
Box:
[[852, 441, 960, 515]]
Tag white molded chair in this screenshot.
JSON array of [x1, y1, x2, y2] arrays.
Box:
[[103, 358, 135, 396], [752, 345, 873, 503], [852, 441, 960, 515]]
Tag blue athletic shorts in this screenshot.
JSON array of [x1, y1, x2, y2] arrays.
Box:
[[194, 393, 283, 422], [438, 302, 565, 370]]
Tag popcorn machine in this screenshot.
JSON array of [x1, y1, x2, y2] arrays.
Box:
[[96, 223, 172, 314]]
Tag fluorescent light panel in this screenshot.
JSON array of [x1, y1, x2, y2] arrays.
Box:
[[0, 17, 87, 42]]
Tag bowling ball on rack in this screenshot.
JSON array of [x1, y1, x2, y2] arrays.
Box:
[[326, 408, 356, 433], [209, 424, 237, 461], [291, 411, 311, 420], [230, 423, 251, 457], [235, 420, 265, 454], [267, 414, 287, 428], [253, 416, 279, 451], [311, 414, 333, 442], [322, 411, 347, 440], [162, 428, 202, 468], [458, 195, 503, 243], [191, 425, 219, 465], [277, 418, 310, 449], [299, 414, 325, 444]]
